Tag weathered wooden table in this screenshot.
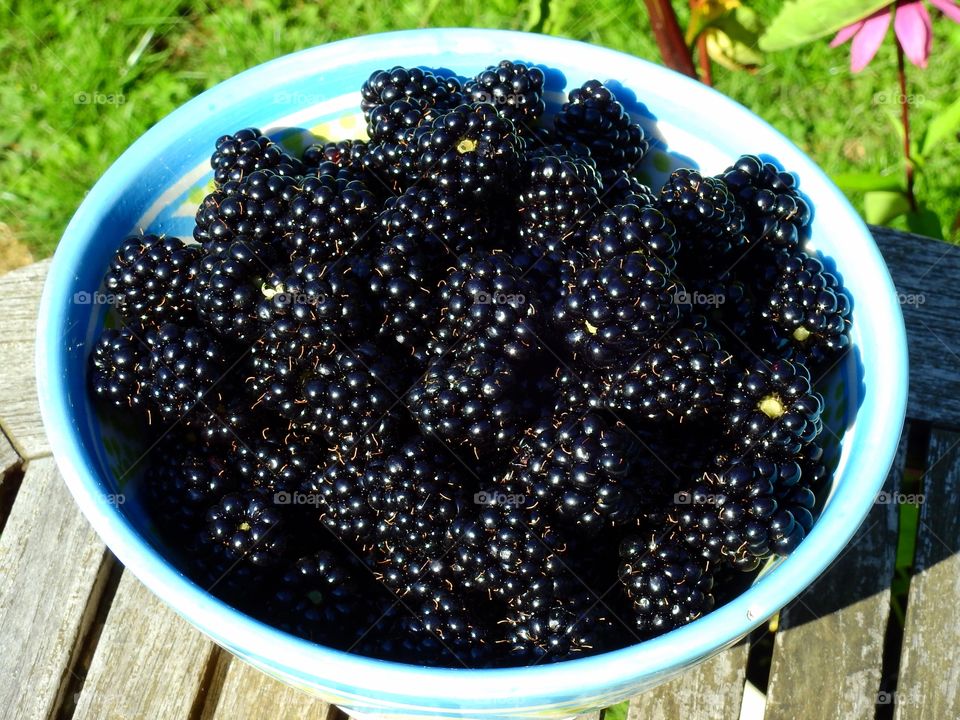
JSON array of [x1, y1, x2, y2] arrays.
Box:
[[1, 226, 958, 720]]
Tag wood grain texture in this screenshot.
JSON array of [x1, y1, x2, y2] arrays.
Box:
[[626, 642, 749, 720], [894, 428, 960, 720], [72, 571, 218, 720], [763, 428, 907, 719], [204, 654, 342, 720], [871, 227, 960, 428], [0, 457, 108, 720], [0, 259, 51, 459]]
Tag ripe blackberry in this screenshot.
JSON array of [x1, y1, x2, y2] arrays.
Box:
[[302, 138, 369, 174], [89, 326, 148, 410], [360, 67, 463, 124], [727, 359, 823, 460], [378, 185, 490, 255], [193, 169, 300, 255], [513, 407, 638, 531], [517, 153, 602, 249], [721, 155, 812, 250], [104, 235, 199, 327], [552, 252, 683, 367], [360, 135, 420, 196], [606, 326, 732, 421], [431, 252, 540, 361], [279, 172, 379, 265], [143, 323, 232, 422], [367, 99, 442, 144], [464, 60, 546, 127], [185, 390, 259, 447], [406, 341, 525, 454], [586, 203, 677, 265], [193, 237, 280, 344], [553, 80, 649, 179], [230, 426, 322, 495], [657, 169, 745, 269], [618, 533, 715, 636], [410, 103, 524, 199], [205, 489, 288, 567], [210, 128, 304, 187], [756, 250, 851, 366], [306, 454, 379, 543], [603, 170, 657, 207]]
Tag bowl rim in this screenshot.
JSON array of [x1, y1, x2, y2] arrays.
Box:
[[36, 27, 909, 711]]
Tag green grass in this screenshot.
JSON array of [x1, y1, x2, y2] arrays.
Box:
[[2, 0, 959, 257]]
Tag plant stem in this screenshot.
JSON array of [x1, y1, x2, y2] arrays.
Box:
[[642, 0, 698, 79], [896, 38, 918, 212], [697, 33, 713, 86]]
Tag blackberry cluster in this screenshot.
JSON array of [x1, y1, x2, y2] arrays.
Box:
[[87, 59, 851, 668]]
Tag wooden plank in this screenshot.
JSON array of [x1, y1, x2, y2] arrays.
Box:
[[72, 570, 218, 720], [0, 457, 109, 719], [872, 226, 960, 428], [0, 429, 18, 476], [205, 653, 342, 720], [764, 427, 907, 720], [0, 258, 52, 459], [894, 428, 960, 720], [626, 641, 749, 720]]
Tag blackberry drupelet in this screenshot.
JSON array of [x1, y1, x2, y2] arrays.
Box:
[[89, 326, 148, 410], [464, 60, 546, 127], [657, 168, 745, 269], [727, 358, 823, 460], [143, 323, 232, 422], [431, 251, 540, 361], [551, 251, 683, 367], [104, 234, 200, 327], [410, 103, 525, 199], [606, 326, 732, 421], [586, 203, 677, 264], [210, 127, 304, 187], [516, 153, 602, 250], [206, 489, 288, 566], [406, 341, 526, 455], [756, 249, 851, 366], [553, 80, 649, 179], [721, 154, 812, 250], [618, 533, 715, 636]]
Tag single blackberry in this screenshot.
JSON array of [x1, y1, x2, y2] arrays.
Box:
[[606, 326, 732, 421], [360, 67, 463, 123], [553, 80, 649, 179], [302, 138, 369, 174], [551, 252, 683, 367], [230, 426, 322, 495], [618, 533, 715, 636], [431, 252, 540, 361], [721, 155, 812, 250], [516, 154, 602, 249], [103, 235, 200, 327], [360, 135, 420, 196], [89, 326, 148, 410], [143, 323, 232, 422], [378, 592, 491, 667], [657, 169, 745, 269], [367, 99, 442, 144], [306, 454, 379, 543], [193, 169, 300, 255], [727, 359, 823, 460], [586, 203, 677, 264], [756, 250, 851, 366], [205, 489, 288, 566], [410, 103, 524, 199], [406, 341, 526, 454], [279, 172, 379, 265], [379, 185, 491, 255], [185, 391, 260, 447], [513, 407, 638, 530], [210, 128, 304, 187], [464, 60, 546, 127], [603, 170, 658, 207], [194, 237, 280, 343]]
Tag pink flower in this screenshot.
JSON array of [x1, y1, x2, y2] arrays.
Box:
[[830, 0, 960, 72]]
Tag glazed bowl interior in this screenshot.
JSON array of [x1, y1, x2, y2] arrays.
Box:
[[37, 28, 908, 719]]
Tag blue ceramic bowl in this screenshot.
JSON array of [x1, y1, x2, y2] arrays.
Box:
[[37, 28, 908, 720]]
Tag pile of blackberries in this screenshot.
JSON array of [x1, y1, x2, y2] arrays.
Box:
[[88, 59, 851, 667]]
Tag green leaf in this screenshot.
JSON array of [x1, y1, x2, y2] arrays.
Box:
[[864, 190, 911, 225], [705, 8, 765, 71], [759, 0, 891, 51], [904, 207, 944, 239], [831, 171, 904, 193], [921, 95, 960, 158], [604, 701, 630, 720]]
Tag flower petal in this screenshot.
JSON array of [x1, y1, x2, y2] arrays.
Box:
[[830, 20, 864, 47], [930, 0, 960, 24], [850, 9, 892, 71], [895, 1, 932, 68]]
